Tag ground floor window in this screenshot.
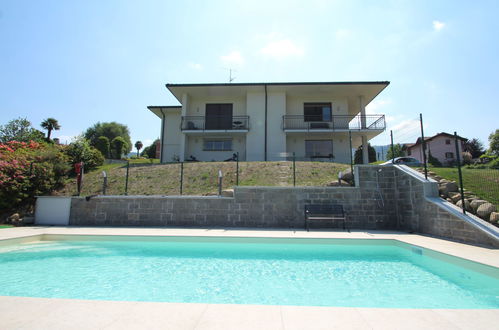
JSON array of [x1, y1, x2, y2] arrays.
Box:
[[305, 140, 333, 158], [445, 152, 454, 159], [203, 139, 232, 151]]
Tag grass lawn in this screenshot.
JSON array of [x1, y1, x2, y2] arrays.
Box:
[[56, 161, 348, 196], [0, 225, 13, 228], [429, 167, 499, 207]]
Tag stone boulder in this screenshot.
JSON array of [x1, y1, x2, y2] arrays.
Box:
[[7, 213, 20, 223], [476, 203, 497, 221], [470, 200, 487, 213], [490, 212, 499, 223], [328, 180, 350, 187], [338, 169, 353, 182], [456, 199, 472, 212], [221, 189, 234, 197], [448, 192, 462, 204], [438, 181, 458, 197]]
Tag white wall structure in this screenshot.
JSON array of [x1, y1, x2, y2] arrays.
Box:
[[148, 82, 389, 164], [35, 197, 71, 225]]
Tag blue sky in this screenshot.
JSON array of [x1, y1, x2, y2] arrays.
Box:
[[0, 0, 498, 149]]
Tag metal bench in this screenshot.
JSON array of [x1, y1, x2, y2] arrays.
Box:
[[304, 204, 346, 231]]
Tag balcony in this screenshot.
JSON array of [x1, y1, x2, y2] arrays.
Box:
[[181, 116, 250, 132], [282, 114, 385, 131]]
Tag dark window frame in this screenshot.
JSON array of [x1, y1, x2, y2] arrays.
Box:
[[445, 139, 451, 145], [445, 152, 454, 159], [305, 139, 334, 158], [203, 139, 233, 151], [304, 102, 332, 122]]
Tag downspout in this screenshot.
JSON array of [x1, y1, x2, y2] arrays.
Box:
[[264, 84, 268, 161], [160, 108, 166, 163]]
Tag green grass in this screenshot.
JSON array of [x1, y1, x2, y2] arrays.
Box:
[[429, 167, 499, 207], [56, 161, 349, 196], [0, 225, 13, 228]]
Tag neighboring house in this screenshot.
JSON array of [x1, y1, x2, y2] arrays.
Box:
[[405, 132, 467, 166], [147, 81, 389, 164]]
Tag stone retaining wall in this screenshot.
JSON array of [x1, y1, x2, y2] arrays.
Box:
[[67, 165, 499, 247]]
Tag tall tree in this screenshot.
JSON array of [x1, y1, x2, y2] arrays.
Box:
[[135, 141, 143, 157], [489, 129, 499, 156], [354, 143, 377, 164], [0, 117, 45, 143], [386, 143, 405, 160], [111, 136, 127, 159], [40, 118, 61, 141], [84, 122, 132, 154], [95, 136, 111, 158], [463, 138, 485, 158]]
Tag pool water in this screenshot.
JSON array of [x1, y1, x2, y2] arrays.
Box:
[[0, 236, 498, 308]]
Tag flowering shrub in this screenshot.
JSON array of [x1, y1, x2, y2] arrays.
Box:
[[0, 141, 70, 210]]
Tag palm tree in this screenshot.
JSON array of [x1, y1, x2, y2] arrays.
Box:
[[40, 118, 61, 141], [135, 140, 143, 157]]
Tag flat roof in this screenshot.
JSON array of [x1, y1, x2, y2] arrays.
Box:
[[165, 81, 390, 88]]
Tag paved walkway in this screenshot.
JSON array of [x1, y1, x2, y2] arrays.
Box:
[[0, 226, 498, 329]]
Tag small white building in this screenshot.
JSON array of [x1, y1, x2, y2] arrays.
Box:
[[148, 81, 389, 164]]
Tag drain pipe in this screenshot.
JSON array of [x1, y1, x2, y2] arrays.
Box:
[[159, 108, 166, 163], [264, 84, 268, 161]]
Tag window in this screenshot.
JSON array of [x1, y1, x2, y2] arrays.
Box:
[[445, 139, 451, 145], [407, 149, 412, 156], [205, 104, 233, 129], [305, 140, 333, 158], [445, 152, 454, 159], [203, 139, 232, 151], [304, 103, 332, 122]]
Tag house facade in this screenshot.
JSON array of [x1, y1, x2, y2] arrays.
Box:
[[405, 132, 466, 166], [148, 81, 389, 164]]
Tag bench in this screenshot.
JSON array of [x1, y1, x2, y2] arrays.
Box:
[[304, 204, 346, 231]]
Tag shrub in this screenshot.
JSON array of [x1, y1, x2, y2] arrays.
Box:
[[489, 157, 499, 169], [111, 136, 126, 159], [94, 136, 110, 158], [428, 150, 442, 167], [0, 141, 70, 210], [64, 137, 104, 172], [462, 151, 472, 165]]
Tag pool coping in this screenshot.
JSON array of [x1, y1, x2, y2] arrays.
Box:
[[0, 226, 498, 329]]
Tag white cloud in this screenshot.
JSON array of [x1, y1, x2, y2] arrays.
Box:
[[220, 51, 244, 66], [390, 119, 421, 137], [366, 99, 392, 114], [259, 39, 304, 59], [432, 20, 445, 31], [188, 62, 203, 70]]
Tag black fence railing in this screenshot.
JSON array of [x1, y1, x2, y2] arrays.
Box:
[[282, 114, 385, 131], [181, 116, 250, 131]]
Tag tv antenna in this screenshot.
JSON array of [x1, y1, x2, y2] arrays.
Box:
[[222, 68, 236, 83]]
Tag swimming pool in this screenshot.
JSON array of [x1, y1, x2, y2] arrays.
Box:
[[0, 235, 498, 308]]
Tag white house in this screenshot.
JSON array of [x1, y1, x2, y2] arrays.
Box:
[[148, 81, 389, 164]]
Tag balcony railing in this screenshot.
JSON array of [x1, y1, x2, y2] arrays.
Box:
[[282, 114, 385, 131], [181, 116, 250, 131]]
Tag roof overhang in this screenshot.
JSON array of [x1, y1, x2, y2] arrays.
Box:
[[165, 81, 390, 107], [147, 106, 181, 118]]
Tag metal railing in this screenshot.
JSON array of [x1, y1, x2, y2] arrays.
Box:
[[282, 114, 385, 131], [181, 116, 250, 131]]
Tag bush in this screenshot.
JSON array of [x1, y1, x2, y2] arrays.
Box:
[[489, 157, 499, 169], [0, 140, 70, 210], [462, 151, 472, 165], [64, 137, 104, 172], [94, 136, 110, 158], [111, 136, 126, 159], [428, 150, 442, 167]]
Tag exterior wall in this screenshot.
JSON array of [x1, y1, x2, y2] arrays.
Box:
[[267, 92, 286, 160], [68, 165, 499, 247], [245, 92, 266, 160], [286, 96, 349, 116], [187, 96, 246, 116], [185, 135, 246, 161], [408, 136, 464, 166], [285, 133, 351, 164], [162, 112, 181, 162]]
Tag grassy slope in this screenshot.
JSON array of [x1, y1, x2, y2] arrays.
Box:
[[429, 167, 499, 207], [56, 160, 349, 196]]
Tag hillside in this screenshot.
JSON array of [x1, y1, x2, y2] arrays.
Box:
[[55, 161, 349, 196]]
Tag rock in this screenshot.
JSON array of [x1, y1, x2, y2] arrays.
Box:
[[428, 171, 436, 176], [7, 213, 20, 223], [204, 192, 218, 196], [338, 169, 353, 182], [328, 180, 350, 187], [490, 212, 499, 223], [470, 200, 487, 212], [446, 198, 453, 203], [221, 189, 234, 197], [438, 181, 458, 197], [456, 199, 472, 212], [448, 192, 462, 204], [476, 203, 497, 221]]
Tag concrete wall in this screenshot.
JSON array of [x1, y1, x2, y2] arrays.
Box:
[[162, 111, 181, 162], [286, 96, 349, 116], [188, 96, 247, 116], [67, 165, 499, 247], [267, 92, 286, 160], [286, 133, 351, 163], [245, 92, 265, 160], [185, 135, 246, 161], [35, 197, 71, 225]]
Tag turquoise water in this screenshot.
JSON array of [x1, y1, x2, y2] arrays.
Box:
[[0, 237, 498, 308]]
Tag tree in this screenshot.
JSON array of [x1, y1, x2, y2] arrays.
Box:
[[84, 122, 132, 154], [464, 138, 485, 158], [64, 136, 104, 171], [111, 136, 127, 159], [135, 141, 143, 157], [428, 150, 442, 167], [354, 143, 377, 164], [140, 139, 159, 159], [488, 129, 499, 156], [40, 118, 61, 141], [386, 143, 405, 160], [95, 136, 110, 158], [0, 117, 45, 143]]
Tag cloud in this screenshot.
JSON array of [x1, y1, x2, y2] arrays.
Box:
[[53, 135, 77, 144], [390, 119, 421, 141], [220, 51, 244, 66], [432, 20, 445, 31], [259, 39, 304, 59], [188, 62, 203, 70], [366, 99, 392, 114]]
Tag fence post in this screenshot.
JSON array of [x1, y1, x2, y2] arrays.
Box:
[[390, 130, 394, 164], [420, 113, 428, 179], [454, 132, 466, 214], [180, 161, 184, 195], [349, 131, 354, 186], [293, 152, 296, 187], [124, 161, 129, 195], [236, 152, 239, 186], [218, 170, 223, 196], [102, 171, 107, 195]]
